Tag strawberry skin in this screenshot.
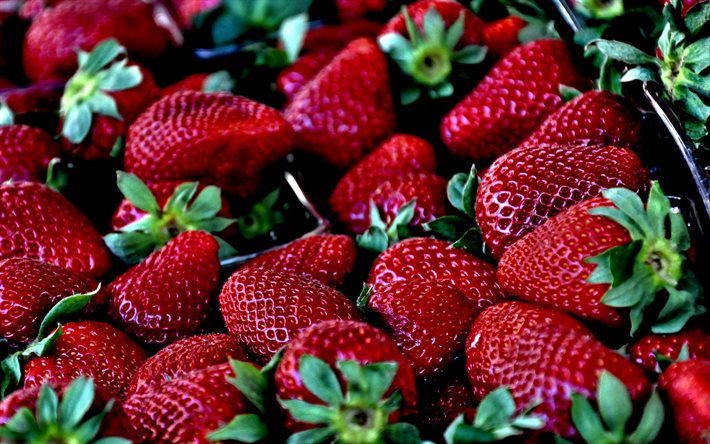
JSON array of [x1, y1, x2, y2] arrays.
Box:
[[630, 329, 710, 373], [277, 50, 336, 101], [370, 172, 448, 228], [242, 234, 356, 287], [466, 301, 651, 438], [482, 16, 527, 57], [441, 39, 589, 160], [0, 182, 111, 279], [170, 0, 220, 28], [477, 143, 648, 260], [0, 125, 60, 183], [108, 231, 220, 346], [659, 359, 710, 443], [125, 91, 295, 197], [23, 320, 147, 401], [368, 237, 507, 312], [284, 38, 396, 167], [219, 269, 361, 364], [418, 374, 475, 435], [303, 20, 383, 53], [336, 0, 387, 19]]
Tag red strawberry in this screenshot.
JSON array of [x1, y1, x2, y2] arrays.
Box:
[[630, 328, 710, 373], [476, 143, 648, 260], [125, 90, 295, 197], [219, 268, 361, 364], [242, 234, 356, 287], [275, 320, 418, 439], [107, 231, 220, 346], [0, 125, 60, 183], [276, 50, 336, 101], [482, 16, 527, 57], [498, 182, 703, 333], [128, 333, 247, 396], [369, 172, 447, 230], [363, 279, 477, 378], [23, 320, 147, 401], [368, 237, 507, 311], [418, 374, 475, 435], [466, 301, 651, 438], [284, 38, 395, 167], [0, 181, 111, 278], [160, 71, 233, 97], [329, 134, 437, 233], [441, 39, 589, 160], [303, 20, 383, 53], [22, 0, 174, 82], [519, 90, 643, 150], [659, 359, 710, 443], [335, 0, 387, 19], [170, 0, 220, 28]]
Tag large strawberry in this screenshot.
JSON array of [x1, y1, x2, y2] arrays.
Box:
[[303, 20, 383, 53], [219, 268, 360, 364], [125, 90, 295, 197], [160, 71, 234, 96], [277, 50, 337, 101], [0, 125, 60, 183], [441, 39, 589, 160], [284, 38, 396, 167], [482, 16, 527, 57], [0, 181, 111, 278], [630, 328, 710, 373], [659, 359, 710, 443], [477, 143, 648, 260], [108, 231, 220, 346], [498, 182, 703, 334]]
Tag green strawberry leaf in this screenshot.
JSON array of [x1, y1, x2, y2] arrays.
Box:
[[299, 355, 344, 406], [207, 413, 268, 442], [204, 71, 235, 93], [0, 101, 14, 126], [116, 171, 160, 215], [227, 359, 268, 414], [62, 102, 93, 144], [37, 287, 99, 340], [279, 13, 308, 64]]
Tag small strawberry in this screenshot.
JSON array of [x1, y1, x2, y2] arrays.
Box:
[[219, 268, 361, 364], [108, 231, 221, 346], [630, 328, 710, 373], [482, 16, 527, 57], [498, 182, 704, 334], [284, 38, 396, 167], [160, 71, 234, 96], [125, 90, 295, 197], [0, 125, 60, 183], [477, 143, 648, 260], [659, 359, 710, 443], [276, 50, 337, 101], [0, 181, 111, 278], [336, 0, 388, 19], [441, 39, 589, 161]]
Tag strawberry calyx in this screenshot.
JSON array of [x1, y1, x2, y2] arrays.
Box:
[[203, 70, 236, 93], [0, 100, 14, 126], [60, 39, 143, 145], [236, 188, 285, 240], [357, 200, 417, 253], [104, 172, 237, 265], [0, 377, 130, 444], [575, 0, 625, 20], [652, 342, 691, 372], [586, 181, 704, 335], [443, 386, 545, 443]]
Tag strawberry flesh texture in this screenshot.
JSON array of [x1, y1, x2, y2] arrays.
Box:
[[370, 172, 448, 229], [277, 50, 337, 102], [161, 73, 210, 97], [659, 359, 710, 443], [482, 16, 527, 58], [0, 125, 60, 183], [630, 328, 710, 373]]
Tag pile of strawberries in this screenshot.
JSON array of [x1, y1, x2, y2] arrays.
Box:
[[0, 0, 708, 443]]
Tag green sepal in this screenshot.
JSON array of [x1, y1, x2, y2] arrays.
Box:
[[357, 200, 417, 253], [559, 84, 583, 102], [575, 0, 625, 20], [279, 13, 308, 64], [37, 287, 100, 340], [207, 414, 268, 442], [497, 0, 559, 42], [45, 158, 69, 193], [0, 101, 14, 126], [204, 70, 236, 93], [685, 1, 710, 35], [237, 188, 285, 240], [356, 284, 373, 309]]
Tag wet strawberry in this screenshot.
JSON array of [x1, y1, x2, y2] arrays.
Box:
[[483, 16, 527, 57], [276, 50, 336, 101], [0, 125, 60, 183], [630, 328, 710, 373], [659, 359, 710, 443]]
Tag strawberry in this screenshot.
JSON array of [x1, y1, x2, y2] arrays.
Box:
[[219, 268, 361, 364], [630, 328, 710, 373], [336, 0, 388, 19], [498, 182, 704, 334], [0, 125, 60, 183], [284, 38, 396, 167], [519, 90, 643, 150], [368, 237, 507, 311], [107, 231, 220, 346], [329, 133, 437, 234], [160, 71, 234, 96], [0, 181, 111, 278], [275, 320, 419, 440], [276, 50, 337, 101], [418, 374, 475, 435], [441, 39, 589, 161], [170, 0, 221, 28], [361, 279, 477, 378], [22, 0, 174, 83], [477, 143, 648, 260], [128, 333, 248, 396], [242, 234, 356, 287], [23, 320, 147, 401], [482, 16, 527, 57], [125, 90, 295, 197], [466, 301, 652, 438], [303, 20, 383, 53], [659, 359, 710, 443]]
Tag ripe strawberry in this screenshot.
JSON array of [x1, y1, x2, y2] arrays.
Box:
[[242, 234, 356, 287], [284, 38, 396, 167], [0, 125, 60, 183], [170, 0, 221, 28], [441, 39, 589, 160], [108, 231, 220, 346], [369, 173, 447, 230], [477, 143, 648, 260], [466, 301, 651, 438], [23, 321, 147, 401], [303, 20, 383, 53], [363, 279, 477, 378], [336, 0, 387, 19], [498, 182, 703, 334], [275, 320, 419, 440], [125, 90, 295, 197], [368, 237, 507, 311], [418, 374, 475, 435], [630, 328, 710, 373], [482, 16, 527, 57], [329, 133, 437, 233], [128, 333, 247, 396], [160, 71, 234, 96], [519, 90, 643, 150], [23, 0, 174, 82], [276, 50, 336, 101], [219, 268, 360, 364], [659, 359, 710, 443], [0, 181, 111, 278]]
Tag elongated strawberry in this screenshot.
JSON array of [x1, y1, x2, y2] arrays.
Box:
[[477, 143, 648, 260], [0, 125, 60, 183], [284, 38, 395, 167], [0, 181, 111, 278], [482, 16, 527, 57], [219, 269, 360, 364], [108, 231, 220, 346], [498, 182, 703, 334], [160, 71, 234, 96], [441, 39, 589, 160], [125, 91, 295, 197], [630, 328, 710, 373], [368, 237, 507, 311], [659, 359, 710, 443]]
